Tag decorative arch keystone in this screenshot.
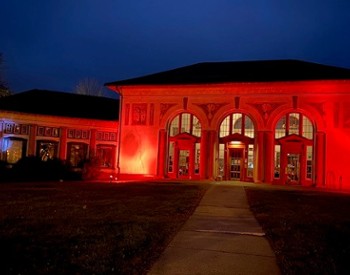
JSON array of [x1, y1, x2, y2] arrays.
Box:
[[194, 103, 228, 125]]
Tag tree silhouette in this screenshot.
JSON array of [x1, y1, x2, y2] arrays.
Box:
[[0, 53, 10, 97], [74, 77, 103, 97]]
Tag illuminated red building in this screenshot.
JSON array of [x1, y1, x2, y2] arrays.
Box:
[[106, 59, 350, 189], [0, 89, 119, 180]]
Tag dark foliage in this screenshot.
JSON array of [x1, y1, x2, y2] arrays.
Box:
[[0, 157, 82, 182]]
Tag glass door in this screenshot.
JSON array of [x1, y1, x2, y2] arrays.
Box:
[[178, 149, 190, 178], [230, 149, 243, 180], [286, 154, 300, 184]]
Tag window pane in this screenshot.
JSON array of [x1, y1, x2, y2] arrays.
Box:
[[303, 116, 313, 139], [37, 141, 58, 161], [170, 116, 179, 136], [195, 143, 200, 174], [244, 116, 255, 138], [181, 113, 191, 134], [247, 144, 254, 177], [4, 138, 24, 164], [232, 113, 242, 134], [219, 116, 230, 137], [69, 143, 87, 168], [218, 144, 225, 177], [192, 116, 201, 137], [306, 146, 313, 179], [168, 142, 174, 173], [96, 145, 114, 167], [289, 113, 300, 135], [275, 116, 286, 139], [274, 145, 281, 178]]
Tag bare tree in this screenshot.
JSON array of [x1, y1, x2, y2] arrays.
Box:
[[74, 77, 103, 97], [0, 53, 10, 97]]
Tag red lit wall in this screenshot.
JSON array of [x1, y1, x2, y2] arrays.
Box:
[[108, 80, 350, 190]]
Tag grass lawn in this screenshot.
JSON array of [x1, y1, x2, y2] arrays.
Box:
[[3, 181, 350, 275], [245, 186, 350, 275], [0, 180, 209, 275]]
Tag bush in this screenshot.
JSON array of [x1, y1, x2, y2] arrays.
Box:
[[5, 156, 82, 182]]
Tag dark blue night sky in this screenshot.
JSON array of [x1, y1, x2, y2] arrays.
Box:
[[1, 0, 350, 97]]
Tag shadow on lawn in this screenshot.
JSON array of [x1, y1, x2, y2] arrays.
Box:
[[245, 186, 350, 275]]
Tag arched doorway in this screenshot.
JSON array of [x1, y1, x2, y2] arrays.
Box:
[[167, 113, 201, 179], [218, 113, 255, 181], [273, 113, 314, 185]]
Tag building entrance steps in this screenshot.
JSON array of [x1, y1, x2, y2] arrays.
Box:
[[147, 182, 281, 275]]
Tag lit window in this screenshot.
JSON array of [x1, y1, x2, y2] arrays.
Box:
[[274, 145, 281, 178], [219, 113, 254, 138], [303, 117, 313, 139], [68, 142, 88, 168], [275, 113, 313, 140], [168, 142, 175, 173], [169, 113, 201, 137], [195, 143, 200, 174], [232, 114, 242, 134], [96, 145, 115, 168], [247, 144, 254, 177], [37, 141, 58, 161], [219, 116, 230, 137], [306, 146, 313, 179], [2, 138, 26, 164], [289, 113, 300, 135]]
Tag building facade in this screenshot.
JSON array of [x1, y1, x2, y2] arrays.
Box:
[[0, 90, 119, 180], [105, 60, 350, 189]]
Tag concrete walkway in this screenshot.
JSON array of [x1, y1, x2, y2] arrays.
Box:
[[147, 182, 281, 275]]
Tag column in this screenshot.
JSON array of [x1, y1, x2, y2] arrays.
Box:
[[264, 131, 274, 183], [157, 129, 167, 178], [200, 130, 208, 179], [256, 131, 265, 183], [59, 127, 67, 161], [28, 124, 37, 156], [315, 132, 325, 187], [90, 129, 97, 157], [207, 130, 217, 180]]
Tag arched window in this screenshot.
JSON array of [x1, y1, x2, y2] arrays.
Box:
[[169, 113, 201, 137], [275, 113, 313, 139], [274, 112, 314, 183], [219, 113, 255, 138], [167, 113, 202, 179]]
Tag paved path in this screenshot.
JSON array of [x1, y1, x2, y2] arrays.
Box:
[[147, 182, 281, 275]]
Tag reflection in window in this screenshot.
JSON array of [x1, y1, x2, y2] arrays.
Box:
[[245, 116, 254, 138], [220, 116, 230, 137], [181, 113, 191, 134], [2, 138, 26, 164], [169, 113, 201, 137], [218, 144, 225, 177], [303, 117, 313, 139], [195, 143, 200, 174], [168, 142, 175, 173], [37, 141, 58, 161], [247, 145, 254, 177], [289, 113, 300, 135], [219, 113, 255, 138], [274, 145, 281, 178], [96, 145, 115, 168], [306, 146, 313, 179], [232, 113, 242, 134], [68, 143, 88, 168]]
